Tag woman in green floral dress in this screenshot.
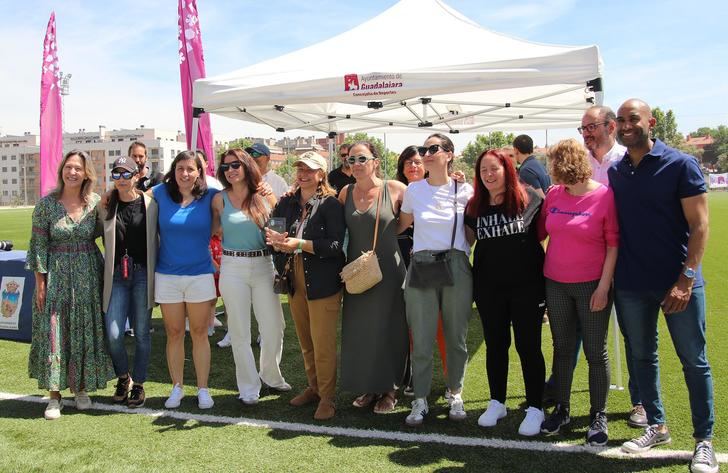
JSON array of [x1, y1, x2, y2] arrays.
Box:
[[26, 150, 114, 420]]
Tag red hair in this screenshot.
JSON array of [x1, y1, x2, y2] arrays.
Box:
[[466, 149, 528, 219]]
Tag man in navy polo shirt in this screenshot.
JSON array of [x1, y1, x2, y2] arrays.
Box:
[[513, 134, 551, 198], [609, 99, 716, 473]]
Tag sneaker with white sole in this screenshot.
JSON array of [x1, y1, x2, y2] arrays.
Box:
[[217, 332, 232, 348], [44, 398, 63, 420], [164, 383, 184, 409], [628, 404, 648, 428], [240, 395, 259, 406], [448, 393, 466, 421], [541, 404, 570, 435], [691, 440, 719, 473], [405, 398, 428, 426], [197, 388, 214, 409], [478, 400, 507, 427], [622, 425, 671, 453], [586, 411, 609, 446], [213, 317, 223, 327], [75, 391, 92, 410], [518, 406, 545, 436]]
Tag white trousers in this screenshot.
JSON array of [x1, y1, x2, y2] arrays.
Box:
[[219, 254, 287, 399]]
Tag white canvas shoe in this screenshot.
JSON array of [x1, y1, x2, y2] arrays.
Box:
[[478, 400, 507, 427]]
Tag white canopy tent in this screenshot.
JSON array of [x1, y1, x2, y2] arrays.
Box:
[[193, 0, 604, 137]]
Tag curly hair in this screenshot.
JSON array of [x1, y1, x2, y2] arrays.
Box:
[[547, 139, 592, 185]]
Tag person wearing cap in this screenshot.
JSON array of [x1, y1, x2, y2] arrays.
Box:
[[328, 143, 356, 197], [246, 143, 289, 199], [266, 151, 346, 420], [211, 148, 290, 405], [99, 156, 159, 408]]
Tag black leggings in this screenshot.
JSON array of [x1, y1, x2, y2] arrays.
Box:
[[475, 281, 546, 408]]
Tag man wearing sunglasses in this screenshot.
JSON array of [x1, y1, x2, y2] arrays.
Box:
[[580, 106, 627, 186], [130, 141, 163, 192], [513, 135, 551, 199], [327, 143, 355, 197], [245, 143, 289, 199]]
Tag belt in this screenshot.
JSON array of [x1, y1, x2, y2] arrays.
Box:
[[222, 248, 271, 258]]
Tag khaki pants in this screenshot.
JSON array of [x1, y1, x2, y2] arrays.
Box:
[[288, 255, 342, 400]]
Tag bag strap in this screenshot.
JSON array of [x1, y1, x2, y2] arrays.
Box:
[[371, 182, 384, 252], [450, 180, 458, 250]]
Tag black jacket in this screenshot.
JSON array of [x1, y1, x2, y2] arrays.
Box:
[[271, 191, 346, 300]]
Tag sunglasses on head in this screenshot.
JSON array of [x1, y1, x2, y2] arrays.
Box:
[[111, 171, 135, 180], [219, 161, 243, 172], [346, 155, 376, 165], [417, 144, 446, 156], [249, 150, 264, 159]]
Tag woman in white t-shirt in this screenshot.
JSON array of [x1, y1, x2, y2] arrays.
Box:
[[397, 133, 474, 427]]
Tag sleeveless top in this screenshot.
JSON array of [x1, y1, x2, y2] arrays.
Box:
[[220, 191, 266, 251]]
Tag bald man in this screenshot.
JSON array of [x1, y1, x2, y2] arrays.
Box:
[[609, 99, 716, 473]]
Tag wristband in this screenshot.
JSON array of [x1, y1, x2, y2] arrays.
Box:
[[295, 239, 304, 254]]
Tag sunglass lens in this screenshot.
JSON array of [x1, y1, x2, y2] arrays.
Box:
[[428, 145, 440, 154], [416, 147, 427, 157]]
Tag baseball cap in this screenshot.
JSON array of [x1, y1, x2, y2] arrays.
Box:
[[112, 156, 137, 173], [295, 151, 328, 173], [245, 143, 270, 158]]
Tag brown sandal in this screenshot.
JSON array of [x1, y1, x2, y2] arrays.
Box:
[[373, 393, 398, 414], [352, 393, 378, 408]]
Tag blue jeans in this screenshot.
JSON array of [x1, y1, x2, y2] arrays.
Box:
[[615, 287, 714, 439], [105, 266, 152, 383]]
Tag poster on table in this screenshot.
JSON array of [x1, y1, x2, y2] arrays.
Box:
[[709, 173, 728, 189], [0, 276, 25, 330]]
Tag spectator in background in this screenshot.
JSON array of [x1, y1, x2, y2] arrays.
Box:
[[196, 149, 223, 191], [247, 143, 289, 199], [328, 143, 356, 196], [501, 146, 518, 169], [130, 141, 163, 192], [513, 134, 551, 198]]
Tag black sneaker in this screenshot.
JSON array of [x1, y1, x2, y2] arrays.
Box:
[[586, 411, 609, 446], [690, 440, 718, 473], [112, 376, 132, 403], [127, 384, 145, 408], [541, 404, 570, 435]]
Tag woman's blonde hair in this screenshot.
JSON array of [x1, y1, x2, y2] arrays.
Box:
[[53, 150, 97, 203], [547, 139, 592, 185]]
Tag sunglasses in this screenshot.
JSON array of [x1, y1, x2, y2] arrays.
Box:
[[340, 153, 348, 158], [346, 155, 377, 165], [417, 144, 447, 156], [249, 150, 264, 159], [219, 161, 243, 172], [111, 171, 135, 180], [577, 121, 608, 134]]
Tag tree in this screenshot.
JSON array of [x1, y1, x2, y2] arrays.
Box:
[[697, 125, 728, 167], [652, 107, 681, 147], [717, 153, 728, 173], [225, 137, 253, 151], [274, 154, 299, 185], [461, 132, 516, 169]]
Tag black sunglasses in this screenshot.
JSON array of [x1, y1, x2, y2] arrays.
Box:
[[417, 144, 446, 156], [346, 155, 376, 165], [577, 121, 608, 134], [219, 161, 243, 172], [249, 150, 264, 159], [111, 171, 135, 180]]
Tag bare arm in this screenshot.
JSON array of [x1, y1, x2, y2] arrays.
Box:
[[338, 184, 350, 206], [387, 180, 407, 214], [397, 211, 414, 235], [662, 193, 709, 314], [211, 193, 223, 238], [590, 246, 617, 312], [465, 225, 476, 246]]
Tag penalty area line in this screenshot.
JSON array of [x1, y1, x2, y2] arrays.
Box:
[[1, 391, 724, 463]]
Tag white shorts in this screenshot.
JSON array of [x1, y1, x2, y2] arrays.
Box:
[[154, 273, 217, 304]]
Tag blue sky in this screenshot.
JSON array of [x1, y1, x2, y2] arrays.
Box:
[[1, 0, 726, 152]]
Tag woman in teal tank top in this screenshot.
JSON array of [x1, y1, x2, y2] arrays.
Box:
[[212, 148, 289, 405]]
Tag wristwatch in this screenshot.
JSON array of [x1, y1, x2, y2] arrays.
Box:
[[682, 266, 696, 279]]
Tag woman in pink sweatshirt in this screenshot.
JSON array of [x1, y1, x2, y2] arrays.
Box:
[[538, 139, 619, 446]]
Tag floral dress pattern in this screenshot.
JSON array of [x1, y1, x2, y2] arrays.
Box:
[[26, 193, 114, 392]]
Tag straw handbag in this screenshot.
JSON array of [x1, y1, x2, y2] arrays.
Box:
[[340, 183, 384, 294]]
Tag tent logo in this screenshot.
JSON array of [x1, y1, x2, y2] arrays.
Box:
[[344, 74, 360, 91]]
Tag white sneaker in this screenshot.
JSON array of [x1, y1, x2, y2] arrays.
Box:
[[405, 398, 428, 426], [213, 317, 223, 327], [217, 332, 232, 348], [240, 395, 259, 406], [197, 388, 214, 409], [44, 398, 63, 420], [518, 406, 545, 436], [164, 383, 184, 409], [478, 399, 507, 427], [448, 393, 466, 421], [75, 391, 92, 410]]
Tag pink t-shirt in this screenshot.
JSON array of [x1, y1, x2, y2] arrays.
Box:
[[539, 184, 619, 283]]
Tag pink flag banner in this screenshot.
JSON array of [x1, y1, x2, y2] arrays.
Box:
[[39, 12, 63, 196], [178, 0, 215, 175]]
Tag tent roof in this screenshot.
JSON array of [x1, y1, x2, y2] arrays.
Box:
[[193, 0, 603, 135]]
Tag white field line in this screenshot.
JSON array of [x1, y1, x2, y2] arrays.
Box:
[[2, 391, 725, 464]]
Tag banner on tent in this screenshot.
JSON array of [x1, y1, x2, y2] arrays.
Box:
[[709, 173, 728, 189], [345, 73, 404, 98]]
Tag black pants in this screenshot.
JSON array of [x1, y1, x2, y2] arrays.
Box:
[[475, 280, 545, 408]]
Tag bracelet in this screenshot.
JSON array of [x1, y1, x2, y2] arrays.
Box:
[[295, 239, 304, 254]]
